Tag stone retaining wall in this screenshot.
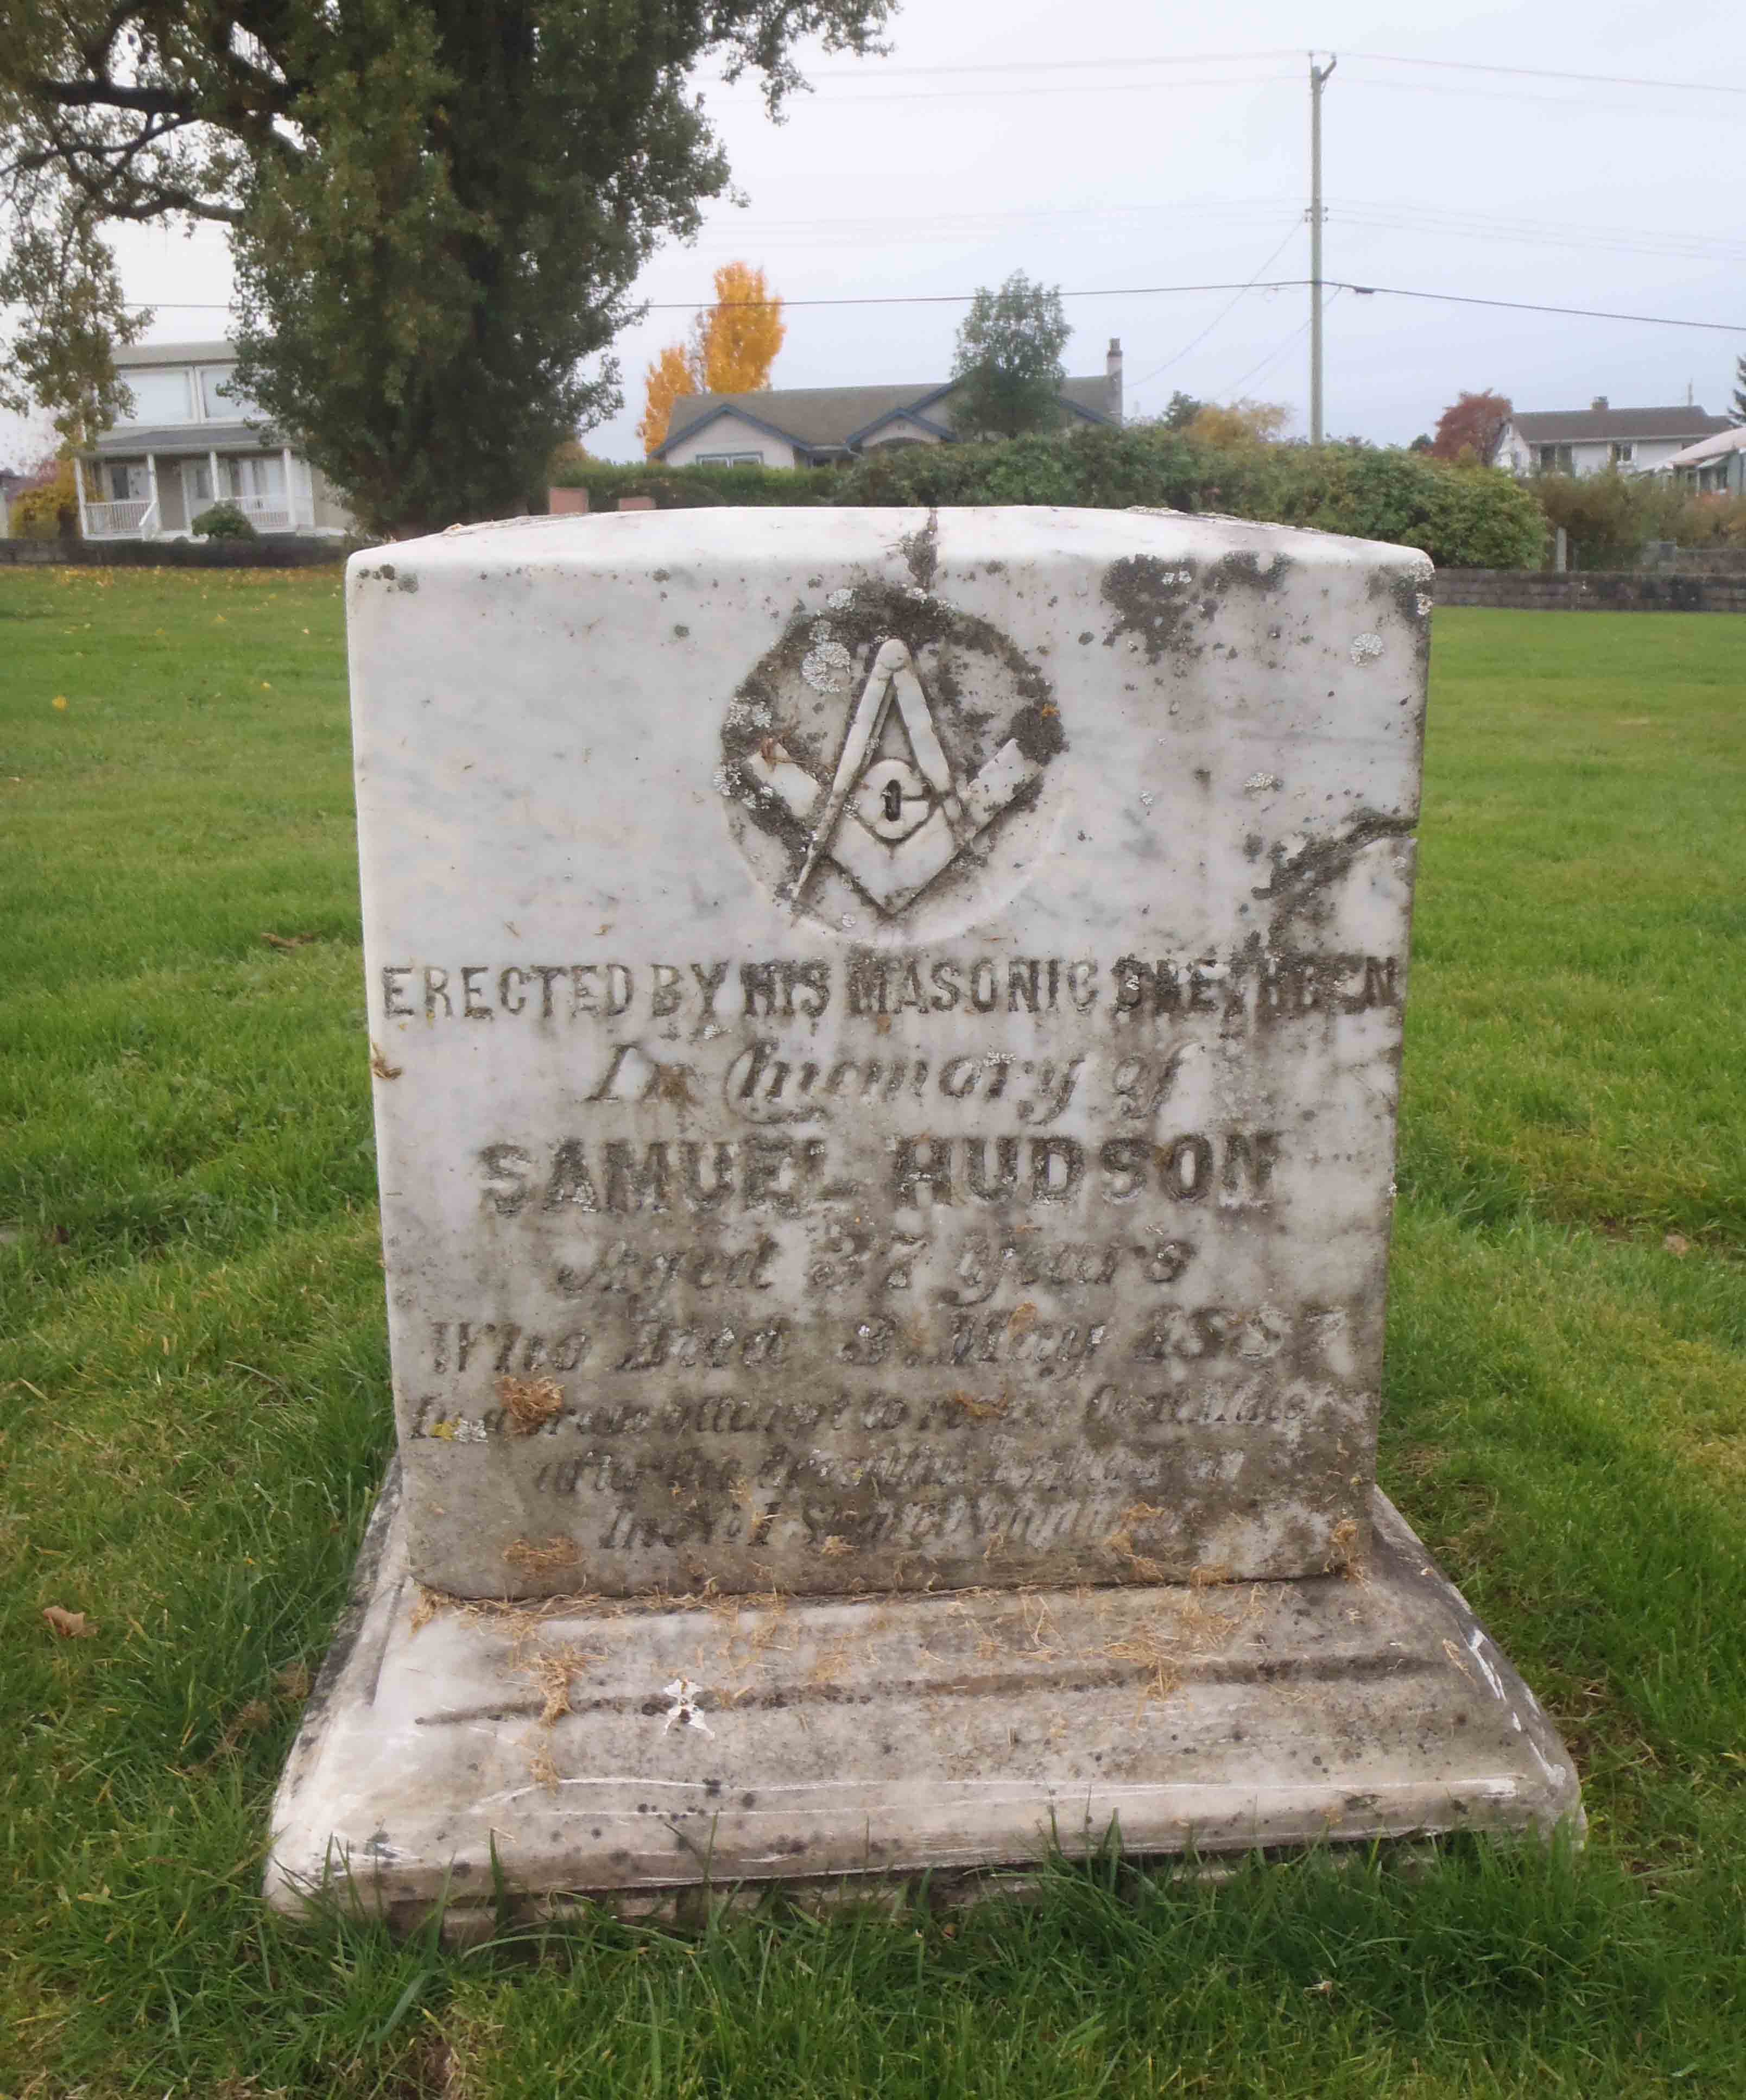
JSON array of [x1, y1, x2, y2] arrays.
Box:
[[0, 534, 347, 569], [1435, 569, 1746, 612]]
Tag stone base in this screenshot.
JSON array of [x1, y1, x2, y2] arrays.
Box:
[[267, 1470, 1582, 1930]]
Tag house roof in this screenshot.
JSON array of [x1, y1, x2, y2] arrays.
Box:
[[1661, 424, 1746, 469], [660, 374, 1113, 458], [91, 420, 276, 457], [113, 338, 236, 369], [1509, 404, 1730, 445]]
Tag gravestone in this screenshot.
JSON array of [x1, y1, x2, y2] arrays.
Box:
[[268, 508, 1580, 1928]]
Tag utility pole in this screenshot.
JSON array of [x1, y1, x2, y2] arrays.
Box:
[[1308, 52, 1337, 445]]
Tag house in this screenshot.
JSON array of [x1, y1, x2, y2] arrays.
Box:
[[1491, 397, 1729, 478], [1659, 423, 1746, 496], [76, 340, 355, 540], [655, 340, 1124, 468]]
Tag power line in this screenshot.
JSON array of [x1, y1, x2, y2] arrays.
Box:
[[722, 72, 1299, 104], [115, 186, 1746, 273], [1129, 225, 1304, 391], [806, 50, 1298, 78], [802, 47, 1746, 98], [1344, 49, 1746, 97], [1334, 283, 1746, 334], [1228, 313, 1317, 395], [118, 282, 1746, 331]]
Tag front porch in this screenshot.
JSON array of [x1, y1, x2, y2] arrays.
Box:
[[78, 444, 321, 540]]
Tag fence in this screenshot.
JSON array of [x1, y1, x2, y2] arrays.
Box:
[[1435, 569, 1746, 612]]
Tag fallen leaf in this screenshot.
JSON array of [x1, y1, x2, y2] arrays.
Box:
[[276, 1661, 312, 1701], [43, 1605, 96, 1639], [370, 1042, 403, 1080], [1664, 1232, 1691, 1257], [52, 695, 68, 711], [261, 931, 317, 950]]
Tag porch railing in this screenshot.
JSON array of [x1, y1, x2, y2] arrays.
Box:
[[85, 497, 153, 538], [232, 495, 293, 531]]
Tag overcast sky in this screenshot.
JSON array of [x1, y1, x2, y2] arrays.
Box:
[[7, 0, 1743, 466]]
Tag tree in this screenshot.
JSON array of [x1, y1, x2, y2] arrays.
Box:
[[1160, 390, 1206, 432], [1, 4, 888, 537], [638, 344, 700, 458], [694, 261, 786, 394], [1430, 391, 1513, 464], [7, 450, 80, 538], [950, 272, 1071, 439], [637, 260, 786, 455], [1731, 355, 1746, 427], [1185, 399, 1289, 447]]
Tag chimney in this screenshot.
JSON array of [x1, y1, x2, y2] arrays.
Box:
[[1107, 337, 1124, 426], [1591, 395, 1609, 412]]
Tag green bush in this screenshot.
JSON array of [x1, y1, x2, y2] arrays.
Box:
[[565, 426, 1554, 568], [549, 460, 840, 510], [191, 501, 259, 541], [833, 426, 1547, 570], [1532, 470, 1746, 568]]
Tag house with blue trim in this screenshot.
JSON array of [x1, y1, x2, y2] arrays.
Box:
[[656, 340, 1124, 469]]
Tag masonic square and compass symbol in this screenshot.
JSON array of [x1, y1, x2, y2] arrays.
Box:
[[741, 636, 1048, 919]]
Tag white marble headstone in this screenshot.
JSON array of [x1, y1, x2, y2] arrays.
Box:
[[347, 507, 1431, 1599]]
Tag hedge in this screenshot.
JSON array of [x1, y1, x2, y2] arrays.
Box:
[[550, 460, 839, 509], [831, 426, 1548, 571], [560, 428, 1547, 570]]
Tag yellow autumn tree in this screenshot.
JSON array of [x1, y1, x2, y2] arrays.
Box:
[[636, 343, 697, 457], [695, 261, 786, 393], [636, 261, 785, 456]]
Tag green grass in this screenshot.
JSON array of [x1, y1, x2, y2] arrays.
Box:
[[3, 574, 1743, 2097]]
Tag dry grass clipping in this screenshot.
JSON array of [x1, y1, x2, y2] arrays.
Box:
[[525, 1736, 562, 1791], [1324, 1515, 1364, 1579], [503, 1535, 585, 1577], [1102, 1584, 1266, 1705], [517, 1641, 603, 1724], [498, 1373, 564, 1433], [1103, 1503, 1171, 1584]]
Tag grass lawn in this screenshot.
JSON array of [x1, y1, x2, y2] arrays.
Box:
[[3, 567, 1743, 2097]]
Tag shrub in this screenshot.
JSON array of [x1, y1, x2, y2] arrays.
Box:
[[191, 502, 258, 541], [549, 460, 839, 510], [1533, 470, 1746, 567], [9, 457, 79, 538], [833, 426, 1547, 570]]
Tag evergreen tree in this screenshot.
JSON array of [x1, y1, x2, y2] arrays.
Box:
[[1731, 355, 1746, 427], [950, 273, 1071, 440]]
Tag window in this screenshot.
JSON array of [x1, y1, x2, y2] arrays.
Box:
[[200, 365, 258, 419], [1610, 441, 1635, 465], [697, 451, 764, 466], [117, 369, 194, 423], [231, 455, 286, 500], [107, 464, 148, 501], [1537, 443, 1574, 473]]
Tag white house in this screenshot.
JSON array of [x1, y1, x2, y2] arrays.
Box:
[[1659, 423, 1746, 496], [77, 340, 355, 540], [656, 341, 1124, 469], [1491, 397, 1730, 479]]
